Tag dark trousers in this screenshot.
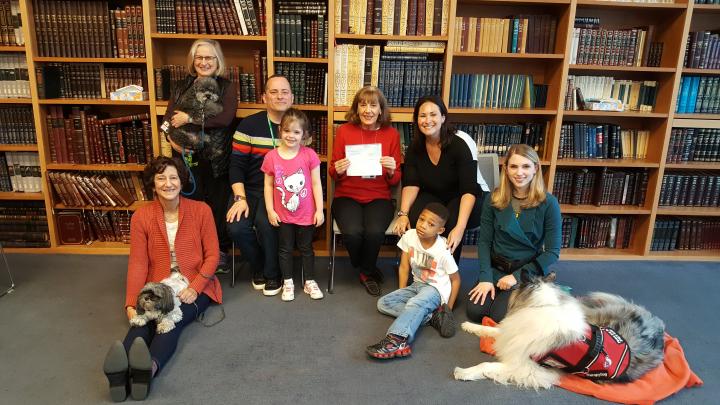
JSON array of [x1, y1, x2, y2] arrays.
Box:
[[332, 197, 394, 275], [278, 223, 315, 280], [408, 191, 483, 264], [122, 294, 211, 372], [176, 152, 231, 251], [226, 189, 280, 280], [465, 288, 512, 323]]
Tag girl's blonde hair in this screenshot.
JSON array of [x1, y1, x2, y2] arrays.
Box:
[[280, 108, 312, 145], [345, 86, 392, 127], [187, 39, 226, 77], [491, 144, 546, 209]]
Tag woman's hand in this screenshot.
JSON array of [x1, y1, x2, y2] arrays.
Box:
[[126, 306, 137, 321], [380, 156, 396, 177], [170, 111, 191, 128], [226, 200, 249, 222], [497, 275, 517, 291], [334, 158, 351, 176], [468, 282, 495, 305], [446, 226, 466, 254], [314, 209, 325, 227], [267, 209, 281, 227], [394, 215, 410, 236], [178, 287, 198, 304]]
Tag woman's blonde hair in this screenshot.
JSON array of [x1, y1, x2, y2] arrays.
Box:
[[344, 86, 392, 127], [187, 39, 226, 77], [491, 144, 546, 209]]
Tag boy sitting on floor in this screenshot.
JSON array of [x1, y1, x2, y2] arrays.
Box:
[[366, 202, 460, 359]]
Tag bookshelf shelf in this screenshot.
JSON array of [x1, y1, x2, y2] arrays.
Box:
[[334, 34, 448, 41], [37, 99, 151, 106], [150, 33, 267, 41], [575, 0, 687, 10], [692, 5, 720, 14], [54, 242, 130, 255], [560, 204, 651, 215], [273, 57, 328, 64], [0, 191, 44, 201], [453, 52, 565, 59], [448, 108, 558, 115], [459, 0, 571, 5], [656, 207, 720, 217], [664, 162, 720, 170], [560, 248, 645, 260], [681, 68, 720, 75], [33, 57, 148, 64], [0, 144, 38, 152], [647, 250, 720, 261], [556, 158, 659, 168], [46, 163, 146, 171], [0, 98, 32, 104], [563, 110, 668, 118], [673, 113, 720, 120], [54, 200, 151, 211], [293, 104, 329, 111], [0, 46, 25, 52], [672, 119, 720, 129], [569, 65, 675, 73]]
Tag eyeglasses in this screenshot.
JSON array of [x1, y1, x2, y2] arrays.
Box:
[[194, 55, 217, 62]]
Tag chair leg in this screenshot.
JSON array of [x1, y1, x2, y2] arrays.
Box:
[[231, 242, 236, 288], [328, 232, 336, 294], [1, 242, 15, 298]]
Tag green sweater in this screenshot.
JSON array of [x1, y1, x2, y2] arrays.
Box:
[[476, 192, 562, 284]]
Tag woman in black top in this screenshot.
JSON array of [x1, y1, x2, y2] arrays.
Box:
[[161, 39, 238, 270], [394, 96, 483, 264]]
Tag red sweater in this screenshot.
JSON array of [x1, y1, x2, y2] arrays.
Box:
[[329, 123, 401, 203], [126, 197, 222, 307]]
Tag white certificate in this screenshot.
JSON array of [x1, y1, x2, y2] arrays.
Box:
[[346, 143, 382, 177]]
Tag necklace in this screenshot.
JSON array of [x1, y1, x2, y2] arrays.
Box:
[[513, 194, 528, 200]]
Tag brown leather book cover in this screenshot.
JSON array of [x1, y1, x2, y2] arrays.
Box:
[[416, 0, 425, 36], [101, 175, 134, 206], [57, 210, 90, 244], [88, 174, 118, 206]]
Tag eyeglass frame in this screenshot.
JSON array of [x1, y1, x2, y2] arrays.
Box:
[[194, 55, 218, 62]]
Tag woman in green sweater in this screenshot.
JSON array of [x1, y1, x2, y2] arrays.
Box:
[[466, 144, 562, 322]]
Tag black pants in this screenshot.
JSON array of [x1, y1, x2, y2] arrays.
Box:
[[123, 293, 211, 373], [408, 191, 483, 264], [332, 197, 394, 276], [176, 152, 231, 251], [278, 223, 315, 280], [465, 288, 512, 323]]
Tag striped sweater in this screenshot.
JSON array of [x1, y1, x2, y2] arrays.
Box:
[[126, 197, 222, 307], [229, 111, 280, 192]]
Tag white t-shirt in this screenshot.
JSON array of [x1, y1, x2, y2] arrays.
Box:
[[456, 130, 490, 192], [397, 229, 458, 304], [166, 220, 179, 269]]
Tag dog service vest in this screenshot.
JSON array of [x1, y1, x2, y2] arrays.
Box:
[[535, 324, 631, 380]]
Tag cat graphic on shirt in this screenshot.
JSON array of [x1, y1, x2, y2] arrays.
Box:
[[276, 168, 307, 212]]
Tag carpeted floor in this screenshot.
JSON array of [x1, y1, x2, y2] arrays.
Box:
[[0, 253, 714, 404]]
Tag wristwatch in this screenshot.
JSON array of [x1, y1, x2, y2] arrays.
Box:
[[396, 210, 408, 217], [234, 195, 246, 202]]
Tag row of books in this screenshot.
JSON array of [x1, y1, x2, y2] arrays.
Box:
[[379, 56, 442, 108], [275, 63, 327, 105], [103, 67, 148, 100], [48, 171, 149, 208], [0, 53, 30, 98], [651, 217, 719, 251], [658, 172, 720, 207], [570, 23, 660, 67], [0, 105, 35, 144], [274, 2, 328, 58], [676, 76, 720, 114], [695, 0, 720, 3], [0, 202, 49, 248], [553, 167, 649, 206], [666, 128, 720, 163], [453, 15, 557, 55], [334, 0, 449, 36], [561, 215, 634, 249], [309, 114, 328, 157], [155, 0, 266, 36], [684, 31, 720, 70], [46, 108, 152, 165], [454, 123, 546, 157], [36, 63, 103, 99], [565, 76, 658, 112], [0, 0, 22, 46], [57, 209, 132, 244], [449, 73, 547, 109], [32, 1, 145, 58], [0, 152, 40, 193], [558, 123, 649, 160]]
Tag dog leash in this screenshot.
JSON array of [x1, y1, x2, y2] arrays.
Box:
[[193, 302, 225, 327], [180, 105, 206, 197]]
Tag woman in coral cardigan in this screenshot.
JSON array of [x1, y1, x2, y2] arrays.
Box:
[[103, 156, 222, 402]]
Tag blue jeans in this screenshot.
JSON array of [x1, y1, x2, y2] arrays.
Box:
[[376, 282, 441, 342]]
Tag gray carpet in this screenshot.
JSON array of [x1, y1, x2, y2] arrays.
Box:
[[0, 253, 715, 404]]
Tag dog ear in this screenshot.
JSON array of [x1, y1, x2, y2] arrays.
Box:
[[543, 271, 557, 283], [158, 284, 176, 314], [135, 290, 149, 315]]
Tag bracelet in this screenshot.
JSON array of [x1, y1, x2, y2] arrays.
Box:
[[233, 194, 246, 202], [396, 210, 408, 217]]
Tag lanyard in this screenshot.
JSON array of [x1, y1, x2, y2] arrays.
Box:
[[267, 116, 277, 148]]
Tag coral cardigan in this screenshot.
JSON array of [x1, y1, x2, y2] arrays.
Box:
[[126, 197, 222, 307]]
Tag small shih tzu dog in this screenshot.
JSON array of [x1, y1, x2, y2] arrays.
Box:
[[130, 270, 189, 334], [454, 273, 665, 389]]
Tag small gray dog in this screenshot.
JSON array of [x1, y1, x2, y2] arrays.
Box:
[[454, 273, 665, 389], [130, 271, 189, 334], [166, 77, 224, 159]]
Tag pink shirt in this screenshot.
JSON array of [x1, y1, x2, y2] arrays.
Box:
[[261, 146, 321, 226]]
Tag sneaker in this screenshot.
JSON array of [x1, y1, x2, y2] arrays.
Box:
[[281, 279, 295, 301], [366, 334, 412, 359], [371, 267, 385, 283], [429, 303, 456, 338], [263, 279, 282, 296], [215, 251, 230, 274], [251, 271, 266, 290], [303, 280, 324, 300], [359, 273, 381, 296]]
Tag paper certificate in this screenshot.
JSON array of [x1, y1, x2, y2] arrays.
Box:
[[346, 143, 382, 177]]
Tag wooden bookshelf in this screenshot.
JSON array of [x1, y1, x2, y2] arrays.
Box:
[[1, 0, 716, 260], [0, 45, 25, 52]]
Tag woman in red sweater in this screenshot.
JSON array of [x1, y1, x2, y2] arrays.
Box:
[[330, 86, 402, 296], [103, 156, 222, 402]]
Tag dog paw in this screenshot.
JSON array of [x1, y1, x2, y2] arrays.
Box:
[[130, 317, 146, 327], [454, 366, 483, 381], [156, 320, 175, 334]]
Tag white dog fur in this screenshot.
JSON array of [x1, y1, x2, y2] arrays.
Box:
[[130, 271, 189, 334]]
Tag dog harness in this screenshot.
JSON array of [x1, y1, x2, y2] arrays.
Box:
[[535, 324, 631, 380]]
